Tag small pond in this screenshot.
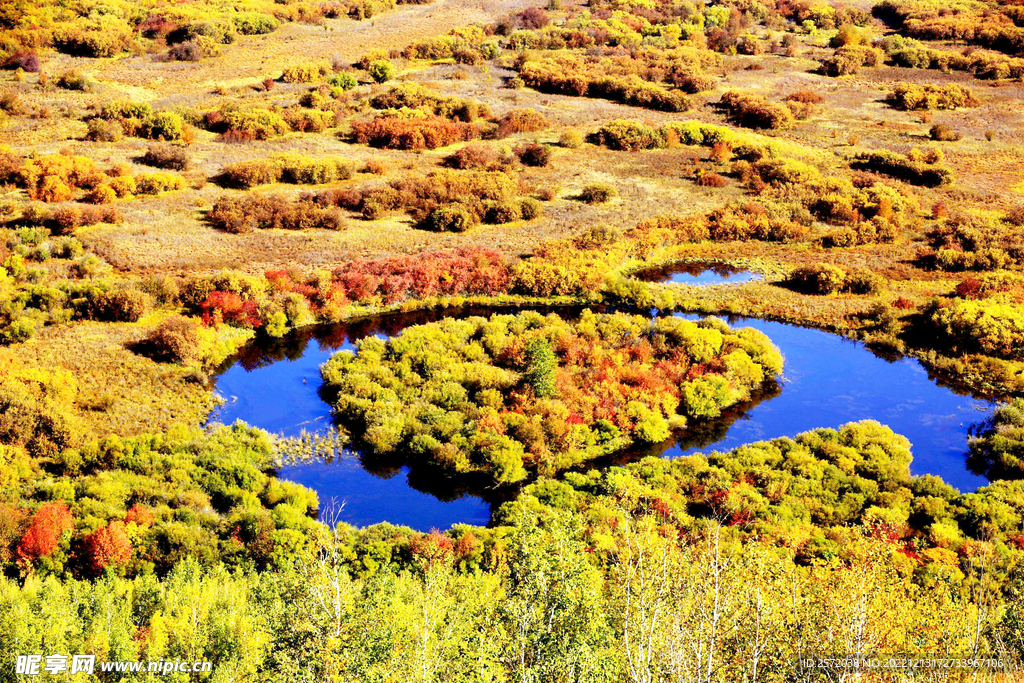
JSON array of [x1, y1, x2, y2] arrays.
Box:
[[632, 261, 761, 286], [210, 307, 995, 531]]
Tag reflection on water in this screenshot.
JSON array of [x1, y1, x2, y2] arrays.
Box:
[[632, 261, 761, 286], [210, 306, 995, 531]]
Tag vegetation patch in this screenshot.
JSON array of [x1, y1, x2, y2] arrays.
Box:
[[321, 311, 783, 483]]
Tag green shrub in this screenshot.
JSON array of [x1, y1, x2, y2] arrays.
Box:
[[422, 204, 476, 232], [931, 297, 1024, 358], [367, 60, 396, 83], [328, 72, 358, 90], [790, 264, 847, 294], [142, 112, 186, 141], [233, 13, 280, 35]]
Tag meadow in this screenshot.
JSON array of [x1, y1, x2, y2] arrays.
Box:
[[2, 0, 1024, 678]]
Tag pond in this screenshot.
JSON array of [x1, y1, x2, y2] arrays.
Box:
[[210, 306, 995, 531], [631, 261, 761, 286]]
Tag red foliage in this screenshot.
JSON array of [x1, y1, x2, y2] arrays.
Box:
[[955, 277, 983, 299], [85, 521, 133, 574], [200, 291, 261, 327], [332, 247, 510, 303], [16, 502, 73, 562], [893, 297, 916, 310], [897, 543, 921, 561], [409, 530, 454, 567], [352, 116, 479, 150], [125, 503, 155, 528]]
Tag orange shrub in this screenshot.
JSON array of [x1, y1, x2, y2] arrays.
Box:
[[352, 116, 479, 149]]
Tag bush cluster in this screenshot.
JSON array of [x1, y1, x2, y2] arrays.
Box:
[[352, 115, 479, 150], [719, 91, 796, 130], [821, 45, 884, 76], [221, 156, 353, 189], [209, 195, 344, 233], [369, 83, 490, 122], [789, 264, 887, 295], [321, 311, 782, 483], [852, 150, 954, 187], [886, 83, 979, 111]]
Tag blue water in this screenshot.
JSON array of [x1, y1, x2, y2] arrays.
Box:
[[210, 308, 995, 531], [668, 314, 993, 490], [634, 261, 761, 286]]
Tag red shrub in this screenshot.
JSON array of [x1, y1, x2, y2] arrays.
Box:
[[84, 521, 132, 574], [200, 291, 262, 327], [352, 116, 478, 150], [333, 247, 510, 303], [955, 277, 983, 299], [16, 502, 73, 562], [124, 503, 155, 528]]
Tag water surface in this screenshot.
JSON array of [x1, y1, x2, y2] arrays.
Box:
[[210, 307, 994, 530], [632, 261, 761, 286]]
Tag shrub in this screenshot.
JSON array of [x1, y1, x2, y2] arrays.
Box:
[[233, 13, 280, 35], [496, 109, 550, 137], [85, 119, 122, 142], [720, 91, 795, 130], [135, 172, 186, 195], [55, 69, 92, 91], [282, 108, 335, 133], [221, 109, 290, 141], [929, 124, 962, 142], [3, 52, 40, 73], [483, 200, 522, 224], [559, 130, 584, 149], [516, 143, 551, 167], [142, 144, 189, 170], [52, 21, 135, 58], [852, 150, 954, 187], [167, 40, 205, 62], [694, 169, 729, 187], [931, 298, 1024, 358], [789, 264, 848, 294], [142, 112, 186, 141], [100, 100, 153, 122], [422, 204, 476, 232], [593, 120, 664, 151], [352, 116, 478, 150], [579, 183, 617, 204], [518, 197, 543, 220], [222, 154, 354, 187], [886, 83, 978, 111], [281, 60, 332, 84], [321, 311, 781, 481], [91, 287, 152, 322], [328, 72, 358, 90], [369, 83, 489, 121], [367, 60, 395, 83], [822, 45, 884, 76], [445, 143, 498, 170], [209, 195, 343, 233], [789, 264, 885, 295], [145, 315, 204, 363]]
